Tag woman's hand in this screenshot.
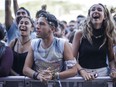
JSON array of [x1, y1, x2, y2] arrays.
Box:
[[79, 69, 97, 81], [110, 69, 116, 79]]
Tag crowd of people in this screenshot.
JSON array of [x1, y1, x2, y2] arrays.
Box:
[[0, 0, 116, 87]]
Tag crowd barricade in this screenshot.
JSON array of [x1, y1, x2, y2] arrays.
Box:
[[0, 76, 115, 87]]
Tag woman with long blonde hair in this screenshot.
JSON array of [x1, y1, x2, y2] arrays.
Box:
[[72, 3, 116, 87]]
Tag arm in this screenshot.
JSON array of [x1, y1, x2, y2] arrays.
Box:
[[5, 0, 13, 31], [9, 39, 16, 48], [23, 46, 35, 78], [13, 0, 19, 16], [72, 30, 82, 58], [9, 39, 20, 76], [0, 47, 13, 76], [108, 42, 116, 78], [58, 41, 77, 79], [72, 30, 96, 80]]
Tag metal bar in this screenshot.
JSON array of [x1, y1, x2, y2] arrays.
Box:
[[78, 82, 83, 87], [0, 82, 4, 87], [0, 76, 114, 87], [107, 82, 113, 87], [47, 83, 53, 87]]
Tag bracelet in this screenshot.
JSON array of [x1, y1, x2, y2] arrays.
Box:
[[52, 72, 60, 80], [110, 68, 116, 72], [78, 68, 85, 74], [55, 72, 60, 80], [32, 72, 39, 80]]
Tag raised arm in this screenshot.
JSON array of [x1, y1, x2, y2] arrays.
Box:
[[13, 0, 19, 16], [5, 0, 13, 31]]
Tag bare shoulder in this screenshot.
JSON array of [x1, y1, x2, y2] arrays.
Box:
[[9, 39, 17, 48], [74, 30, 83, 40]]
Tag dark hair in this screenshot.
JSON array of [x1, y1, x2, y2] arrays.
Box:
[[0, 24, 5, 40], [61, 20, 67, 24], [18, 16, 35, 28], [59, 22, 65, 31], [17, 7, 30, 17], [77, 15, 85, 19], [35, 10, 47, 18], [41, 4, 47, 11], [69, 20, 75, 23], [39, 12, 58, 28], [0, 24, 6, 58]]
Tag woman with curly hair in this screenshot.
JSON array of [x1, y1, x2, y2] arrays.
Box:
[[72, 3, 116, 87]]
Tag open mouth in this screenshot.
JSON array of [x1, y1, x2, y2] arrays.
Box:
[[19, 26, 27, 31], [20, 29, 27, 31], [92, 13, 100, 19]]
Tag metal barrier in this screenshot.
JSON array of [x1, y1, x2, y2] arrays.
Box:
[[0, 76, 115, 87], [0, 76, 25, 87]]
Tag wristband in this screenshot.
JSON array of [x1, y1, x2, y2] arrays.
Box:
[[55, 72, 60, 80], [52, 72, 60, 80], [32, 72, 39, 80]]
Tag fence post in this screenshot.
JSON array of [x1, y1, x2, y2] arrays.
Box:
[[47, 82, 53, 87], [107, 82, 113, 87], [18, 82, 24, 87], [0, 82, 4, 87]]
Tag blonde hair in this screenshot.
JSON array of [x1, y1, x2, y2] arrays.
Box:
[[82, 3, 115, 49]]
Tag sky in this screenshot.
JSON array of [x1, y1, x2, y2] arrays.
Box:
[[0, 0, 115, 10], [0, 0, 116, 22]]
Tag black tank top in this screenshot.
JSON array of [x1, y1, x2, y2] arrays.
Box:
[[12, 39, 28, 75], [78, 28, 108, 69]]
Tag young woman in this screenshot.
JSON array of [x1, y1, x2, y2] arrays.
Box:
[[72, 3, 116, 87], [9, 16, 34, 76], [5, 0, 31, 44]]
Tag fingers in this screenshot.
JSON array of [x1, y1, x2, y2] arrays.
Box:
[[83, 73, 97, 81], [84, 74, 93, 80], [39, 69, 53, 83], [110, 72, 116, 78]]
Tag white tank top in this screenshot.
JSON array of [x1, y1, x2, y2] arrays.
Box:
[[31, 38, 66, 72]]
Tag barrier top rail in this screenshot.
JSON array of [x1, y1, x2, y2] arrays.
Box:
[[0, 76, 112, 82]]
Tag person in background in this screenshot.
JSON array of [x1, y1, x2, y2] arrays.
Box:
[[76, 15, 86, 30], [61, 20, 68, 35], [54, 22, 68, 41], [9, 16, 34, 76], [23, 12, 77, 87], [67, 20, 77, 43], [0, 24, 13, 77], [72, 3, 116, 87], [5, 0, 31, 44]]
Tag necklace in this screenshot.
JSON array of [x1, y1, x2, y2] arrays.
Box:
[[20, 39, 31, 45], [93, 34, 103, 39]]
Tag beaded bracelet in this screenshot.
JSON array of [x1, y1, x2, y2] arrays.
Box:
[[52, 72, 60, 80], [32, 72, 39, 80], [55, 72, 60, 80]]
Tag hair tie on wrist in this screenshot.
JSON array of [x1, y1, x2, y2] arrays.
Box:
[[78, 68, 85, 74]]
